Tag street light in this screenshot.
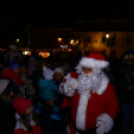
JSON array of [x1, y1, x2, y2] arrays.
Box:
[[16, 39, 19, 43], [58, 38, 62, 42], [106, 34, 110, 38]]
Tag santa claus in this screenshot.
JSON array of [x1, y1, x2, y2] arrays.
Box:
[[59, 53, 120, 134]]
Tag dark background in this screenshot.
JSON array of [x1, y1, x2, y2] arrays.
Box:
[[0, 0, 134, 41]]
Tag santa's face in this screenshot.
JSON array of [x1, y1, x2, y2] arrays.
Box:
[[82, 67, 92, 74]]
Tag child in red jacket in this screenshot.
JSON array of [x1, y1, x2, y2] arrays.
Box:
[[13, 97, 42, 134], [3, 63, 26, 87]]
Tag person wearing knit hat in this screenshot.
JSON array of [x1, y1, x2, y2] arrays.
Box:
[[3, 64, 26, 87], [13, 97, 32, 116], [53, 67, 64, 86], [39, 67, 58, 102], [59, 52, 120, 134], [10, 63, 20, 73], [54, 67, 64, 76], [13, 97, 42, 134], [38, 67, 66, 134], [0, 79, 16, 134], [120, 49, 134, 76]]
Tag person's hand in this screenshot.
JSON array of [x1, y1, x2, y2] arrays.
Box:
[[46, 100, 54, 106], [127, 85, 134, 90], [96, 120, 107, 134]]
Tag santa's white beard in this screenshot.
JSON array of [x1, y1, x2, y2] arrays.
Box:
[[77, 69, 102, 98]]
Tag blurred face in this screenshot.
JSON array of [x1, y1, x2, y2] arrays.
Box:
[[82, 67, 92, 74], [20, 66, 27, 75], [41, 62, 46, 68], [54, 72, 63, 82], [13, 66, 19, 74], [25, 104, 33, 116], [128, 54, 134, 60], [1, 90, 14, 101]]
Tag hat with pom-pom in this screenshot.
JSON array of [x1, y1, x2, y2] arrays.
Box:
[[43, 68, 54, 80]]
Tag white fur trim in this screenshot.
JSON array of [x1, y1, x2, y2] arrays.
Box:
[[66, 124, 70, 134], [79, 57, 109, 69], [96, 113, 114, 133], [66, 124, 79, 134], [76, 94, 89, 131], [14, 113, 35, 131], [96, 72, 109, 95]]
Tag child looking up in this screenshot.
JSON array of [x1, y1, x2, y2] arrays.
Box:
[[13, 97, 41, 134]]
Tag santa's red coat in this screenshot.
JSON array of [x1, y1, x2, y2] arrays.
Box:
[[61, 72, 120, 134]]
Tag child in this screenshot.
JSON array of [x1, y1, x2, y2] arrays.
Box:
[[38, 67, 58, 103], [3, 63, 26, 87], [38, 67, 61, 120], [13, 97, 42, 134]]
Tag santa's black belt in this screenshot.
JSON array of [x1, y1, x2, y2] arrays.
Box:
[[73, 124, 96, 134]]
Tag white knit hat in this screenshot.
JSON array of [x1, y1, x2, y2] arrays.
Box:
[[54, 67, 64, 76], [43, 69, 54, 80], [0, 79, 10, 95]]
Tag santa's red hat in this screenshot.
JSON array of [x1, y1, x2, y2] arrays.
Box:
[[78, 52, 109, 69]]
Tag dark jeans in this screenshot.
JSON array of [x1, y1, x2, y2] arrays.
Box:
[[121, 103, 134, 134], [42, 113, 66, 134]]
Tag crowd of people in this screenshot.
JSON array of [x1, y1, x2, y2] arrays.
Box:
[[0, 44, 134, 134]]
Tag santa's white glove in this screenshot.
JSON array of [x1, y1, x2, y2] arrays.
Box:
[[67, 78, 77, 90], [63, 78, 77, 97], [96, 120, 107, 134]]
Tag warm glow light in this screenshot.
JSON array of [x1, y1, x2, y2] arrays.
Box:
[[70, 39, 75, 44], [76, 39, 79, 44], [58, 38, 62, 42], [16, 39, 19, 42], [69, 48, 72, 51], [39, 52, 50, 58], [106, 34, 110, 38], [22, 51, 31, 56]]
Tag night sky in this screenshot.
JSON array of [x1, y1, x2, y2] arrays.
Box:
[[0, 0, 134, 41]]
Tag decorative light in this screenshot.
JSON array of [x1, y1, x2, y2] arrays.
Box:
[[39, 52, 50, 58], [22, 51, 31, 56], [70, 39, 75, 44], [16, 39, 19, 43], [58, 38, 62, 42], [68, 48, 72, 51], [76, 39, 79, 44], [106, 34, 110, 38]]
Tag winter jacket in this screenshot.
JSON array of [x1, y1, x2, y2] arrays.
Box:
[[19, 75, 37, 100], [3, 68, 25, 87], [38, 78, 58, 101], [14, 113, 42, 134], [117, 74, 134, 105], [0, 98, 16, 134]]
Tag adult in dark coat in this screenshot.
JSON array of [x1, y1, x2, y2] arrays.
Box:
[[0, 79, 16, 134], [117, 66, 134, 134]]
